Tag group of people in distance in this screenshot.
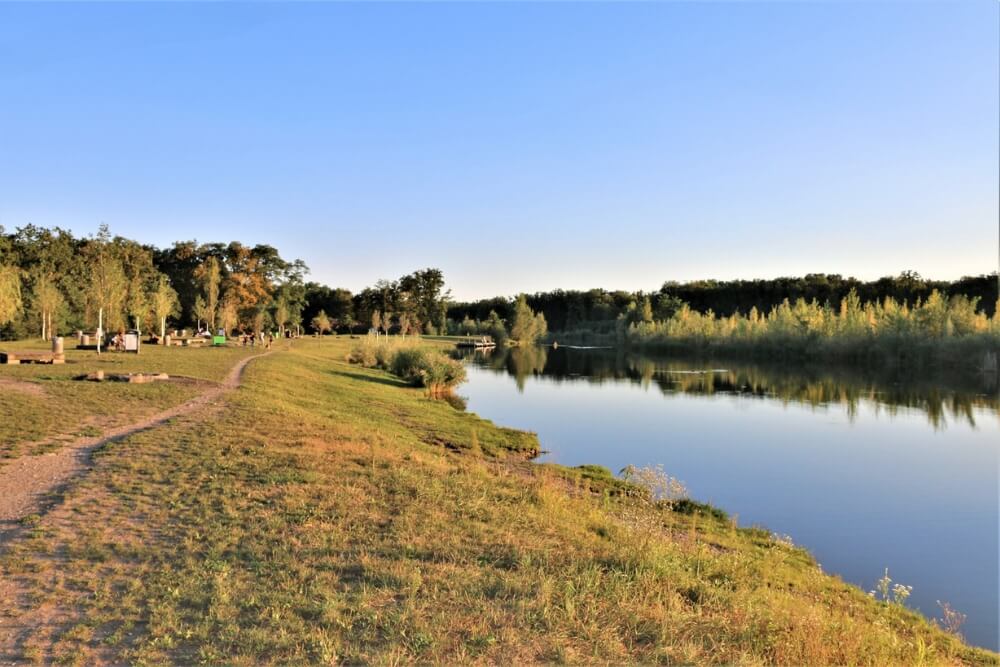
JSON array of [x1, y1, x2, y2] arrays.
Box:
[[238, 331, 274, 349], [138, 328, 284, 349], [109, 329, 129, 352]]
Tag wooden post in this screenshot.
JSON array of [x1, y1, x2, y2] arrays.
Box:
[[97, 308, 102, 355]]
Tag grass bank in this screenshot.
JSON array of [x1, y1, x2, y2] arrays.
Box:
[[0, 337, 995, 664]]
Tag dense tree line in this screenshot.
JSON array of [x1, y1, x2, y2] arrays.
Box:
[[0, 225, 458, 342], [657, 272, 997, 319], [448, 272, 999, 333], [301, 268, 451, 336], [621, 290, 1000, 364], [3, 223, 995, 364], [0, 225, 306, 340]]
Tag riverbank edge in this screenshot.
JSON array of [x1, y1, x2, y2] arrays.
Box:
[[363, 337, 998, 661]]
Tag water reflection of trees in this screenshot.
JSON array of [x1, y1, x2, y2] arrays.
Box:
[[507, 346, 549, 392], [461, 347, 999, 428]]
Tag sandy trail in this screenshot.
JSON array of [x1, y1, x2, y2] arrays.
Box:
[[0, 351, 268, 548]]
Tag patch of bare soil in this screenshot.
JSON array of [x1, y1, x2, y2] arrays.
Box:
[[0, 378, 45, 398]]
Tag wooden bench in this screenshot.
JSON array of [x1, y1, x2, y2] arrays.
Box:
[[0, 351, 66, 365], [163, 337, 208, 347]]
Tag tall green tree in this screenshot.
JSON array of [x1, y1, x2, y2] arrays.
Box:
[[84, 225, 129, 332], [311, 310, 332, 335], [150, 275, 180, 340], [193, 296, 211, 330], [639, 296, 654, 324], [483, 309, 507, 342], [0, 264, 23, 338], [509, 295, 547, 344], [218, 296, 240, 335], [30, 272, 63, 340], [194, 255, 222, 329], [274, 295, 290, 336], [399, 312, 412, 337], [118, 239, 159, 330]]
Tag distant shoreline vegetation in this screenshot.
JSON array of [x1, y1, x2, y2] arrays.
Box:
[[1, 224, 997, 368], [553, 291, 999, 368], [449, 277, 1000, 370]]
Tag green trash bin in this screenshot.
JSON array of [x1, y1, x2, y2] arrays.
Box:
[[212, 335, 226, 346]]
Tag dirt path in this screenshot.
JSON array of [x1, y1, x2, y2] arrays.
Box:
[[0, 351, 269, 548]]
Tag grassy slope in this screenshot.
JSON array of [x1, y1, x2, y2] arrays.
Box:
[[1, 337, 995, 665], [0, 341, 257, 461]]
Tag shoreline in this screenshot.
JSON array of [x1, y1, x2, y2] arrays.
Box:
[[452, 341, 999, 654]]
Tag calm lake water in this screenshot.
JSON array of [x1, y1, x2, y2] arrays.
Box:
[[459, 346, 1000, 650]]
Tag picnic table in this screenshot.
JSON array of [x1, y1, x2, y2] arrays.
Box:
[[0, 350, 65, 365]]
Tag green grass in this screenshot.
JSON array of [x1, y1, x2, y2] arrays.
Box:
[[0, 341, 258, 461], [1, 337, 995, 665]]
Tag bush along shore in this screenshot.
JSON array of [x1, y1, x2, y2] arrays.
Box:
[[1, 336, 996, 664], [347, 336, 467, 395]]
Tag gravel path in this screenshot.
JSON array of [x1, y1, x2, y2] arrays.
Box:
[[0, 351, 269, 548]]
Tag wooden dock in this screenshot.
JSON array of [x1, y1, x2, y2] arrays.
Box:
[[456, 337, 496, 349], [0, 350, 66, 365]]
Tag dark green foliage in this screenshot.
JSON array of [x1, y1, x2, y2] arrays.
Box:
[[672, 498, 728, 521], [1, 224, 454, 342], [574, 464, 615, 479], [509, 295, 548, 344], [448, 272, 1000, 332], [348, 340, 467, 393], [302, 283, 355, 331], [0, 225, 308, 337], [622, 291, 999, 370], [389, 348, 467, 392], [352, 269, 451, 335], [537, 463, 644, 497]]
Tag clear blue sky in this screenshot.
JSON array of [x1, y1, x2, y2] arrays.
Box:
[[1, 2, 996, 300]]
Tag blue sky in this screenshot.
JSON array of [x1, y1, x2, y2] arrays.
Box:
[[0, 2, 996, 300]]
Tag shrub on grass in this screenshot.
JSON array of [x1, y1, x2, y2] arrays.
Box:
[[347, 337, 410, 369], [390, 347, 466, 393], [672, 497, 728, 521], [348, 339, 467, 393], [346, 340, 378, 367]]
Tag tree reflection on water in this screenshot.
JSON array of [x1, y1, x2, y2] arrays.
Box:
[[459, 345, 999, 429]]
